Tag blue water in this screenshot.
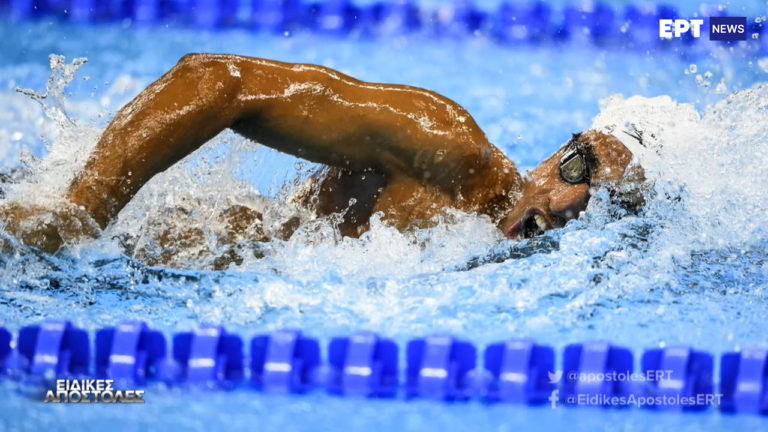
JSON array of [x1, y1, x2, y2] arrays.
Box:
[[2, 3, 768, 430]]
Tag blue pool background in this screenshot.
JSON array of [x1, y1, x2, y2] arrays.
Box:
[[1, 0, 768, 430]]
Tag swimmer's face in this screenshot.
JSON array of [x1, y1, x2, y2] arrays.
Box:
[[501, 130, 642, 240]]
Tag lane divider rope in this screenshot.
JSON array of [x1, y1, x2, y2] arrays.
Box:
[[0, 319, 766, 415], [1, 1, 765, 54]]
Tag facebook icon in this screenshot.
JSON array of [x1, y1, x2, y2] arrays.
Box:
[[709, 17, 747, 41]]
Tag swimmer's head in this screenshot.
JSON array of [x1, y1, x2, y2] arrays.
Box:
[[501, 130, 645, 240]]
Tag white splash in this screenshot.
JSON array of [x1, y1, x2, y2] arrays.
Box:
[[1, 54, 767, 353]]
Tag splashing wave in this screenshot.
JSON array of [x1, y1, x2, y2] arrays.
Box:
[[1, 56, 767, 352]]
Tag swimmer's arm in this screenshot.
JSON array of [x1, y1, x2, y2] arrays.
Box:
[[67, 54, 520, 227]]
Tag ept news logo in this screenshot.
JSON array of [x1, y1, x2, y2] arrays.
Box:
[[659, 17, 747, 41], [709, 17, 748, 40]]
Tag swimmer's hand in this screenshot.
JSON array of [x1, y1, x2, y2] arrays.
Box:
[[0, 201, 101, 254]]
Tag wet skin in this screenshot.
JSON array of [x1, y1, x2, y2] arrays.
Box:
[[501, 130, 637, 239], [1, 54, 638, 253]]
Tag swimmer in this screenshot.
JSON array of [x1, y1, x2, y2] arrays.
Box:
[[0, 54, 645, 256]]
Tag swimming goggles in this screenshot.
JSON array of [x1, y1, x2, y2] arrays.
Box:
[[559, 144, 590, 185]]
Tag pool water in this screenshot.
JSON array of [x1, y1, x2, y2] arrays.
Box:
[[1, 3, 768, 430]]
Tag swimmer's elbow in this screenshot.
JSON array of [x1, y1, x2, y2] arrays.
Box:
[[171, 53, 243, 108], [175, 53, 211, 68], [174, 54, 240, 83]]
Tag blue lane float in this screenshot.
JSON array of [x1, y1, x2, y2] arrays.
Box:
[[326, 332, 398, 397], [95, 321, 166, 385], [368, 0, 420, 36], [720, 348, 768, 415], [14, 320, 90, 378], [0, 326, 10, 374], [641, 346, 714, 411], [165, 324, 244, 387], [310, 0, 361, 35], [1, 320, 768, 416], [1, 1, 764, 54], [406, 335, 476, 400], [484, 339, 554, 403], [562, 341, 634, 405], [250, 329, 320, 393], [491, 1, 551, 43]]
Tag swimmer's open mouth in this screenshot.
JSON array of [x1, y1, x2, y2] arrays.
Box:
[[506, 211, 552, 240]]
